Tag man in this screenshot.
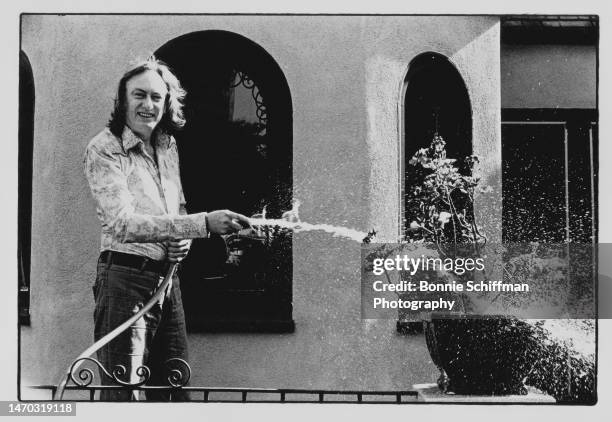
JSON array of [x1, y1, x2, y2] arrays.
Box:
[[84, 58, 250, 401]]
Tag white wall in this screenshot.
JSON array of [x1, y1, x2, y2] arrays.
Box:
[[501, 44, 596, 109]]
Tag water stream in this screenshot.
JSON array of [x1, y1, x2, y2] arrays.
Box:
[[249, 217, 368, 243]]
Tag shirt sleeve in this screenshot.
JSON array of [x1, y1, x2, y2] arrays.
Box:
[[84, 144, 208, 242]]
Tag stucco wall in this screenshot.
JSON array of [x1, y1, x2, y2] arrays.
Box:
[[501, 44, 596, 109], [20, 15, 500, 396], [365, 18, 501, 242]]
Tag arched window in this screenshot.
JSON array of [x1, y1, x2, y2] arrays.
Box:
[[19, 50, 35, 326], [156, 31, 294, 332], [402, 52, 472, 238], [399, 52, 472, 333]]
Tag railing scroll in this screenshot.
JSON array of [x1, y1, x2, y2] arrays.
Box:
[[53, 263, 191, 400]]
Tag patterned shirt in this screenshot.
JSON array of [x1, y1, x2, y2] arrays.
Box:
[[84, 126, 208, 261]]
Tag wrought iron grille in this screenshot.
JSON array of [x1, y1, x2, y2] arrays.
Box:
[[230, 70, 268, 128]]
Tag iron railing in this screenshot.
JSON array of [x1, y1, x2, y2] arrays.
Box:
[[49, 262, 419, 403], [53, 264, 186, 400], [35, 385, 419, 403]]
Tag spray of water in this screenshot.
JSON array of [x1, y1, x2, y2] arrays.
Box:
[[249, 218, 368, 242], [248, 199, 369, 242], [522, 318, 595, 402], [245, 199, 594, 401]]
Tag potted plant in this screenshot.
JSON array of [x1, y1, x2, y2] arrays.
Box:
[[401, 133, 533, 394], [395, 133, 485, 331], [389, 133, 538, 395], [396, 134, 595, 399]]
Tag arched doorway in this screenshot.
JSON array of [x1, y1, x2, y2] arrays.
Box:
[[156, 31, 294, 332], [402, 52, 473, 238]]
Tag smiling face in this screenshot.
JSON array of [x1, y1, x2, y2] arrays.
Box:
[[124, 70, 169, 142]]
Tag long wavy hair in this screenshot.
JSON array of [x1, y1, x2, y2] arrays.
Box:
[[108, 57, 186, 138]]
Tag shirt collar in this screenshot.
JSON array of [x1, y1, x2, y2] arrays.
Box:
[[156, 131, 175, 149], [120, 126, 176, 153]]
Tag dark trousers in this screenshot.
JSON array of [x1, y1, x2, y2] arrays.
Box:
[[93, 256, 190, 401]]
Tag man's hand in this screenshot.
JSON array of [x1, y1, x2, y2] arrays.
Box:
[[206, 210, 251, 235], [166, 239, 192, 263]]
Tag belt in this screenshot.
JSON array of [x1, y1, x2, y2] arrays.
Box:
[[100, 251, 170, 274]]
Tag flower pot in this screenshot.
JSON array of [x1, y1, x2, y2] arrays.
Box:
[[424, 314, 539, 395]]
